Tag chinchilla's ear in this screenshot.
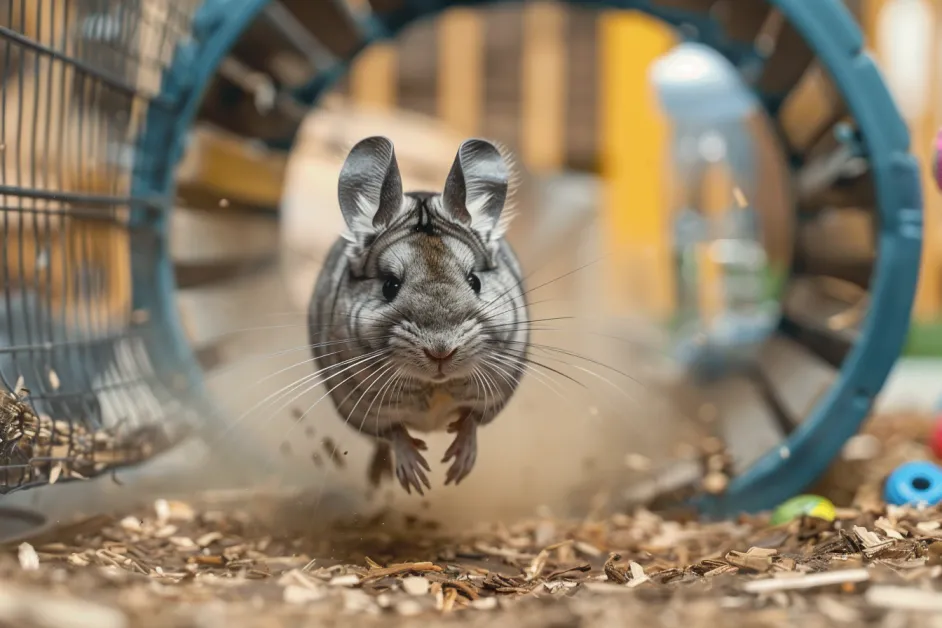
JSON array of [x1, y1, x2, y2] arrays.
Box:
[[442, 138, 510, 240], [337, 136, 404, 239]]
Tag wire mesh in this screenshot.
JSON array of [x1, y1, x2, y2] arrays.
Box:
[[0, 0, 201, 492]]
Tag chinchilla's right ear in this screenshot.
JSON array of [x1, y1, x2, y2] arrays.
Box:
[[337, 136, 404, 244]]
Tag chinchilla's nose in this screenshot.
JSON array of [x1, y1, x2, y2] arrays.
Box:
[[423, 346, 458, 364]]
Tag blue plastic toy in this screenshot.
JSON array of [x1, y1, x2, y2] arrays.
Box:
[[884, 461, 942, 507]]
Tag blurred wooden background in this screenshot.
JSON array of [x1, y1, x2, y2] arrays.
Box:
[[8, 0, 942, 352]]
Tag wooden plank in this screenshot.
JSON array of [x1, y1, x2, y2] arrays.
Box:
[[170, 207, 279, 265], [708, 375, 788, 474], [565, 6, 600, 171], [350, 44, 398, 109], [864, 0, 940, 319], [230, 9, 320, 88], [651, 0, 717, 12], [796, 207, 875, 288], [438, 8, 484, 137], [747, 111, 793, 269], [347, 0, 397, 109], [715, 0, 773, 45], [778, 63, 846, 153], [281, 0, 363, 60], [757, 20, 815, 97], [599, 11, 677, 318], [396, 17, 438, 118], [368, 0, 403, 13], [175, 126, 288, 211], [796, 126, 875, 210], [520, 2, 567, 172], [482, 5, 523, 148], [756, 335, 836, 426]]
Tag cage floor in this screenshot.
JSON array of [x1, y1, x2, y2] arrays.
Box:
[[0, 412, 939, 628]]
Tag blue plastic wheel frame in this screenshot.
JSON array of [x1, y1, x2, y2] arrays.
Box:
[[132, 0, 923, 519]]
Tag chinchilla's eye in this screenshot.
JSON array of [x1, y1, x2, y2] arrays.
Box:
[[467, 272, 481, 294], [382, 275, 401, 301]]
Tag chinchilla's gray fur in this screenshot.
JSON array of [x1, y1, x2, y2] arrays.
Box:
[[308, 136, 528, 494]]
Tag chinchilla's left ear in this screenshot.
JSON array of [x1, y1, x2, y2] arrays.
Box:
[[441, 138, 510, 240], [337, 136, 404, 243]]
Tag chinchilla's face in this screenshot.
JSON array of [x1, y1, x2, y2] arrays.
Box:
[[335, 137, 523, 383]]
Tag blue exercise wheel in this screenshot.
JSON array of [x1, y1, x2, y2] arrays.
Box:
[[0, 0, 922, 536]]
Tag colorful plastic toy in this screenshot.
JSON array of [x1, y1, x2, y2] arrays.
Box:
[[770, 494, 836, 525], [931, 417, 942, 460], [884, 461, 942, 507]]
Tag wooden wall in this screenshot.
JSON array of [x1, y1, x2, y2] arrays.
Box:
[[338, 2, 598, 173], [862, 0, 942, 322]]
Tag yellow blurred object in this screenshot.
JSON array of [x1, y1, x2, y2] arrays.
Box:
[[865, 0, 942, 321], [599, 11, 677, 318], [521, 2, 567, 171], [438, 9, 484, 137]]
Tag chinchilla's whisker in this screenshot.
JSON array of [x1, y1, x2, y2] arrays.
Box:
[[482, 358, 574, 418], [475, 256, 568, 318], [210, 311, 398, 338], [208, 337, 394, 384], [477, 297, 556, 323], [343, 362, 399, 433], [204, 342, 350, 381], [484, 325, 563, 335], [301, 360, 400, 512], [483, 352, 567, 400], [256, 354, 393, 456], [394, 371, 410, 407], [290, 355, 390, 432], [480, 316, 575, 331], [493, 339, 644, 387], [472, 364, 492, 417], [233, 350, 385, 427], [479, 356, 519, 391], [216, 350, 390, 443], [497, 344, 644, 411], [375, 367, 404, 423], [477, 365, 496, 418], [285, 359, 395, 443], [488, 347, 587, 390], [478, 257, 605, 319], [470, 366, 485, 402]]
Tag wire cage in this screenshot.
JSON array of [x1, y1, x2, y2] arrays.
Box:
[[0, 0, 209, 497], [0, 0, 923, 534]]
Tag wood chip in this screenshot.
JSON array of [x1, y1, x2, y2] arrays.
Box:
[[524, 548, 549, 581], [626, 562, 649, 588], [0, 411, 939, 623], [742, 569, 871, 593], [441, 587, 458, 613], [401, 576, 430, 596], [17, 543, 39, 571], [603, 554, 629, 584], [283, 585, 325, 605], [866, 585, 942, 612], [394, 599, 424, 616], [0, 586, 127, 628], [328, 574, 360, 587], [726, 548, 775, 573], [361, 562, 442, 583], [470, 597, 498, 610], [853, 526, 883, 548]]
